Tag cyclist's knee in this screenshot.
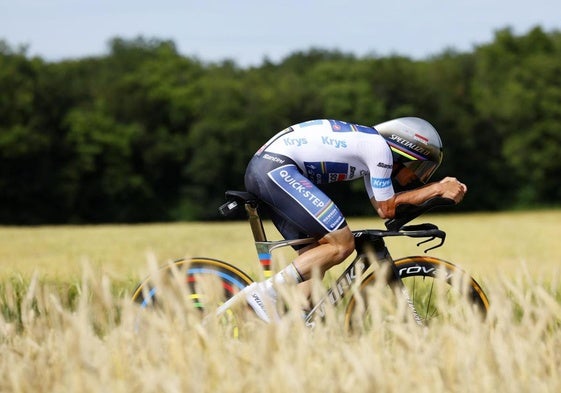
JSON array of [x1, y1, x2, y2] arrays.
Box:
[[325, 226, 355, 262], [339, 227, 356, 260]]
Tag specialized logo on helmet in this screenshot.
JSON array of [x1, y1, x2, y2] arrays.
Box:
[[388, 134, 431, 160]]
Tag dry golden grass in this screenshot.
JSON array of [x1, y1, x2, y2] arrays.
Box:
[[1, 262, 560, 392], [2, 209, 559, 282], [0, 210, 560, 392]]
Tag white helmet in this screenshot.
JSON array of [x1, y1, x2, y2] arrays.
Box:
[[374, 117, 443, 183]]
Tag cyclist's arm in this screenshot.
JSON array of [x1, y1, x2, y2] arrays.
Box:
[[372, 177, 467, 219]]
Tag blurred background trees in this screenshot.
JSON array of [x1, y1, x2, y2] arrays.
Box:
[[1, 27, 560, 224]]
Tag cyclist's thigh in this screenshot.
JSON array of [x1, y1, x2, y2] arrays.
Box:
[[245, 153, 346, 238]]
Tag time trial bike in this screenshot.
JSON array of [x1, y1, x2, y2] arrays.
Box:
[[132, 191, 489, 332]]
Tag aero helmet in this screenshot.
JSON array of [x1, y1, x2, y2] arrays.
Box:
[[374, 117, 443, 183]]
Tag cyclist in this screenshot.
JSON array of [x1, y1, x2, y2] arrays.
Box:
[[225, 117, 467, 322]]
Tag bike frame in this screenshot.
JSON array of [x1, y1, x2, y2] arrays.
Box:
[[241, 198, 439, 327]]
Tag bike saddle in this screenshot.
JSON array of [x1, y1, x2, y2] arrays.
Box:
[[224, 190, 258, 203], [219, 190, 259, 216]]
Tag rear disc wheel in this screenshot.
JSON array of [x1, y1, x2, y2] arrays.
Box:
[[132, 257, 254, 336]]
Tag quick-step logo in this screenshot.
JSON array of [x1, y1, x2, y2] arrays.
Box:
[[268, 165, 345, 231]]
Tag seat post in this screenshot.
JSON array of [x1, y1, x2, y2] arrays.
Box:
[[245, 202, 267, 242]]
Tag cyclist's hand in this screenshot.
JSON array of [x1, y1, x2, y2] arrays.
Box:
[[439, 177, 467, 204]]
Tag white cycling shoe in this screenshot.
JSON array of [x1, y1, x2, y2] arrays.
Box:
[[216, 282, 279, 323], [244, 282, 280, 323]]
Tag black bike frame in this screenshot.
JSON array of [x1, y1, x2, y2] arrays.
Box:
[[239, 198, 446, 327]]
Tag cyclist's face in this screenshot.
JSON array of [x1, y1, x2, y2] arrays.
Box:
[[393, 164, 419, 187]]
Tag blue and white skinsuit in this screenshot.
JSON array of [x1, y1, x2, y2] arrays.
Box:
[[244, 119, 395, 243]]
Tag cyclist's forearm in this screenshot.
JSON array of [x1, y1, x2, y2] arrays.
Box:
[[395, 182, 444, 206], [372, 181, 453, 219]]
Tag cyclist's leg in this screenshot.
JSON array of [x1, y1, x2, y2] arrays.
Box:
[[293, 227, 354, 278], [245, 154, 355, 304], [245, 153, 355, 268], [264, 204, 354, 278], [261, 205, 354, 301]]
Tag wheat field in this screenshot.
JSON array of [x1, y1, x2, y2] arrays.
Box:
[[1, 210, 560, 392]]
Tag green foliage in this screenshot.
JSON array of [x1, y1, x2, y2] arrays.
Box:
[[0, 27, 560, 223]]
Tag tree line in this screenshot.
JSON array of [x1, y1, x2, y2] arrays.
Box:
[[1, 26, 560, 224]]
